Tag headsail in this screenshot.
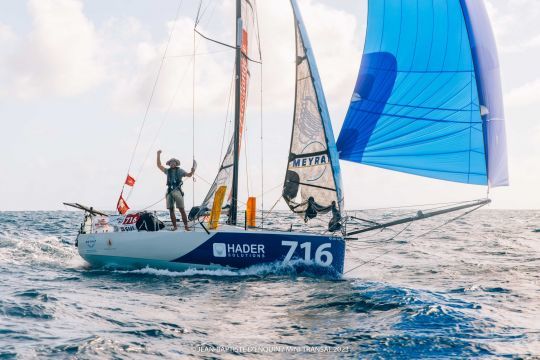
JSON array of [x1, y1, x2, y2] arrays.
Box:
[[199, 139, 236, 211], [337, 0, 508, 187], [283, 0, 343, 217]]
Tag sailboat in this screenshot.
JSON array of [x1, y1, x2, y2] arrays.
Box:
[[70, 0, 508, 275], [71, 0, 346, 274]]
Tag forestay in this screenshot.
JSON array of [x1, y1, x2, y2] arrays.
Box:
[[282, 0, 343, 218], [337, 0, 508, 187]]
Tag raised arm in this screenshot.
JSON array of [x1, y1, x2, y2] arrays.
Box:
[[156, 150, 165, 172]]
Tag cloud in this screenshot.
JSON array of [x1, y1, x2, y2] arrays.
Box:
[[0, 0, 233, 114], [107, 17, 232, 115], [486, 0, 540, 53], [0, 0, 538, 210], [254, 0, 362, 111], [0, 23, 15, 43], [300, 0, 363, 107], [500, 34, 540, 54], [106, 0, 363, 115], [0, 0, 361, 113], [3, 0, 104, 99], [505, 78, 540, 109]]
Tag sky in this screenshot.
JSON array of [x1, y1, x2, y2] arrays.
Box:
[[0, 0, 538, 211]]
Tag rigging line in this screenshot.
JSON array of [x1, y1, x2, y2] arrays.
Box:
[[267, 195, 282, 214], [245, 56, 262, 64], [195, 0, 214, 27], [346, 199, 489, 236], [194, 173, 212, 186], [412, 199, 485, 214], [409, 203, 487, 250], [129, 1, 222, 197], [344, 226, 414, 275], [344, 202, 488, 275], [260, 60, 264, 226], [123, 0, 184, 182], [129, 44, 201, 195], [133, 54, 193, 176], [350, 200, 468, 212], [200, 0, 218, 29], [253, 0, 263, 60], [219, 65, 236, 166], [252, 182, 282, 199], [139, 195, 166, 212], [166, 50, 229, 58], [194, 29, 236, 50], [347, 233, 408, 251], [194, 0, 203, 27], [194, 29, 263, 64], [252, 0, 264, 225], [243, 124, 251, 196], [350, 200, 479, 223], [192, 23, 196, 209]]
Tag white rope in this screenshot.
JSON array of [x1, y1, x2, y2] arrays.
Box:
[[122, 0, 184, 202], [192, 22, 196, 209], [126, 0, 220, 204], [349, 200, 471, 212], [218, 66, 236, 166], [130, 44, 200, 195], [166, 50, 229, 58], [344, 202, 488, 275], [244, 123, 251, 197]]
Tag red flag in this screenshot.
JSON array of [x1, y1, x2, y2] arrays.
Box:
[[125, 174, 136, 187], [117, 195, 130, 215]]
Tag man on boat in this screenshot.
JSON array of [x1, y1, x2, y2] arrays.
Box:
[[157, 150, 195, 231]]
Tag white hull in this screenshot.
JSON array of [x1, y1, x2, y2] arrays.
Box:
[[77, 225, 345, 274]]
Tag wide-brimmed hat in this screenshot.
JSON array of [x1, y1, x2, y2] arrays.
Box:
[[166, 158, 181, 167]]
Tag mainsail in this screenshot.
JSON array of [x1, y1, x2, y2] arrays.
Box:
[[283, 0, 343, 217], [337, 0, 508, 187], [196, 0, 254, 213]]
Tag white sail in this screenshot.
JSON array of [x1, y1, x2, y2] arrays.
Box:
[[283, 0, 343, 219]]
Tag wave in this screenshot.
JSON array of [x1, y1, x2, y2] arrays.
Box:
[[0, 230, 80, 269], [1, 211, 539, 358], [111, 259, 341, 279]]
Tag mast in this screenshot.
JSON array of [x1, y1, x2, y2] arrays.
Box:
[[229, 0, 242, 225]]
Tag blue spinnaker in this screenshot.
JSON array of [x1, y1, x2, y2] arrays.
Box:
[[337, 0, 508, 187]]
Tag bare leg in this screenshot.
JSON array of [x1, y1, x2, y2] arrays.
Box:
[[169, 209, 178, 230], [179, 208, 189, 231]]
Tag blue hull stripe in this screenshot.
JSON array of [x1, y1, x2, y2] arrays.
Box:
[[171, 232, 345, 274]]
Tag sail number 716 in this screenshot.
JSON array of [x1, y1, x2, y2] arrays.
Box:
[[281, 241, 333, 266]]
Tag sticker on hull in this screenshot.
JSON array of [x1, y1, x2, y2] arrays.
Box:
[[172, 232, 345, 273]]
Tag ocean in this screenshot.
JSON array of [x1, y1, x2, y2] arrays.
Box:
[[0, 210, 538, 358]]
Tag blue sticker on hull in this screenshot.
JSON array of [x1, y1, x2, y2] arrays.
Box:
[[171, 232, 345, 273]]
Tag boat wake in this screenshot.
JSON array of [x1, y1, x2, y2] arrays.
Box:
[[0, 230, 79, 269], [110, 259, 341, 279], [0, 223, 339, 279]]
